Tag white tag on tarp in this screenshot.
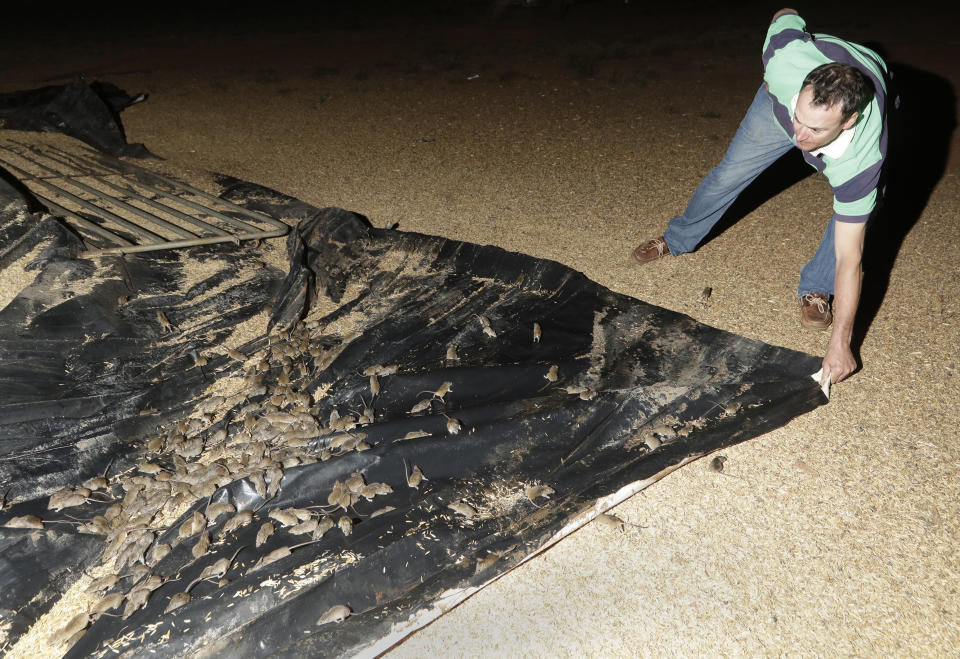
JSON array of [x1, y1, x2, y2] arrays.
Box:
[[811, 368, 831, 400]]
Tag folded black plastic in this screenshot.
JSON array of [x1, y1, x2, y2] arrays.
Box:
[[0, 168, 824, 656], [0, 77, 149, 156]]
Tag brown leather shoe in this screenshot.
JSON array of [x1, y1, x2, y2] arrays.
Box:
[[799, 293, 833, 330], [632, 237, 670, 264]]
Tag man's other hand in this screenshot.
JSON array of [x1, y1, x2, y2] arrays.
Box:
[[771, 8, 798, 23]]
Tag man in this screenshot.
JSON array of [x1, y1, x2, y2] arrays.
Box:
[[633, 8, 890, 388]]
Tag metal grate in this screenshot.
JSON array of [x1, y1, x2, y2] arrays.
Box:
[[0, 137, 289, 255]]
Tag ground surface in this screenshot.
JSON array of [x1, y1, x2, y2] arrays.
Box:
[[2, 1, 958, 656]]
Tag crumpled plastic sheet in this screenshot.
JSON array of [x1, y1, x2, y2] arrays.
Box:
[[0, 76, 148, 156], [0, 169, 824, 657]]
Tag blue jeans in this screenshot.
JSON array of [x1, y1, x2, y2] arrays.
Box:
[[662, 85, 837, 297]]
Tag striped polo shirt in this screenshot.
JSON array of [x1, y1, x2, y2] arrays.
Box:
[[763, 13, 889, 222]]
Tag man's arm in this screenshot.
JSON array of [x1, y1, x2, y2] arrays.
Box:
[[822, 220, 866, 385], [771, 8, 798, 23]]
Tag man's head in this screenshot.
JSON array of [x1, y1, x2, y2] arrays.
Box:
[[792, 63, 875, 152]]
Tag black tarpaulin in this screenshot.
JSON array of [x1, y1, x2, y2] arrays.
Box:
[[0, 173, 824, 657], [0, 77, 148, 157], [0, 83, 825, 657]]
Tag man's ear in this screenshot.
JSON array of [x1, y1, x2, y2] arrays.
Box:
[[841, 111, 859, 130]]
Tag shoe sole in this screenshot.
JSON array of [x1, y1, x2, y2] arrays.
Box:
[[800, 316, 833, 330], [631, 245, 667, 264]]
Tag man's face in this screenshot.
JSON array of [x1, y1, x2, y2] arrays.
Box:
[[792, 85, 858, 152]]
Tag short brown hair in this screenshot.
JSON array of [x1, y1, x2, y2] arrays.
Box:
[[802, 63, 874, 120]]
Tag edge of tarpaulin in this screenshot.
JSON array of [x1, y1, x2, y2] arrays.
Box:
[[356, 456, 698, 658]]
